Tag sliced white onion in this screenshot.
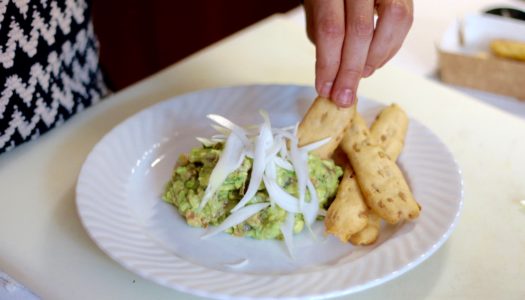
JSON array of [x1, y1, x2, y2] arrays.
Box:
[[208, 114, 244, 132], [265, 157, 277, 180], [279, 125, 296, 131], [231, 115, 273, 212], [279, 139, 289, 161], [289, 139, 307, 210], [264, 161, 277, 206], [211, 124, 231, 135], [197, 111, 327, 255], [272, 128, 296, 140], [208, 114, 250, 146], [303, 178, 320, 225], [200, 133, 245, 209], [196, 137, 216, 147], [211, 134, 227, 140], [299, 137, 331, 153], [263, 176, 300, 213], [264, 136, 291, 169], [273, 156, 293, 171], [223, 259, 249, 269], [201, 203, 270, 239], [280, 212, 295, 258], [266, 135, 284, 160], [244, 150, 255, 159]]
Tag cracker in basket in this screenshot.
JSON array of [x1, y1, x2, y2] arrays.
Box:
[[490, 39, 525, 62]]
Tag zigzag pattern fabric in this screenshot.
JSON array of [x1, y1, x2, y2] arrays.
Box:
[[0, 0, 108, 154]]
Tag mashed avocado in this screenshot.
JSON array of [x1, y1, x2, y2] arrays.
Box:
[[163, 143, 343, 240]]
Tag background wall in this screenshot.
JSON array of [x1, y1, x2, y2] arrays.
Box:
[[92, 0, 300, 90]]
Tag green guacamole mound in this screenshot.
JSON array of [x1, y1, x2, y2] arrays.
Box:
[[163, 144, 343, 240]]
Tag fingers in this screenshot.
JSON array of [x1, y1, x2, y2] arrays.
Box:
[[330, 0, 375, 107], [363, 0, 413, 77], [305, 0, 413, 107], [306, 0, 346, 100]]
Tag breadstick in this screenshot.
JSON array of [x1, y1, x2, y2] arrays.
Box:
[[323, 107, 368, 242], [349, 104, 409, 244], [297, 97, 355, 159], [324, 166, 368, 242], [349, 212, 381, 245], [370, 103, 408, 161], [342, 113, 420, 224]]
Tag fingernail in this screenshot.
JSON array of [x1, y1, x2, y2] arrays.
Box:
[[363, 65, 374, 78], [336, 88, 353, 107], [320, 82, 333, 98]]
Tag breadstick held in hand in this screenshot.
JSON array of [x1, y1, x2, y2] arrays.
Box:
[[324, 111, 368, 242], [298, 97, 355, 159]]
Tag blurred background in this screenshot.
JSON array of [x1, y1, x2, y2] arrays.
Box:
[[92, 0, 299, 90]]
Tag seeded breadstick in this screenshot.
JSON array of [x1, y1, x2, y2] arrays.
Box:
[[349, 212, 381, 245], [349, 104, 409, 245], [324, 112, 368, 241], [342, 113, 420, 224], [324, 112, 371, 243], [370, 104, 409, 161], [490, 39, 525, 62], [297, 97, 355, 159], [324, 166, 368, 242]]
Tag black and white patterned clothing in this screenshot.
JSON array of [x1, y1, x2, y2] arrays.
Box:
[[0, 0, 108, 154]]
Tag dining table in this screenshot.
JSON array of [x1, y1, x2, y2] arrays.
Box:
[[1, 11, 524, 300]]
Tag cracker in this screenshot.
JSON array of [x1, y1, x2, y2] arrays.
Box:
[[349, 105, 408, 243], [324, 167, 368, 242], [370, 103, 408, 161], [297, 97, 355, 159], [342, 113, 420, 224], [349, 212, 381, 245]]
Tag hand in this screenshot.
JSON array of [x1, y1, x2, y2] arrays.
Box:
[[304, 0, 413, 107]]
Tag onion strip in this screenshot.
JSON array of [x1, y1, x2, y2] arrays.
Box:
[[280, 212, 296, 258], [201, 203, 270, 239], [231, 116, 273, 211], [263, 176, 301, 213], [200, 133, 245, 209]]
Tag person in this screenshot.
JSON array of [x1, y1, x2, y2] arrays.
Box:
[[0, 0, 412, 154], [0, 0, 108, 155], [303, 0, 413, 107]]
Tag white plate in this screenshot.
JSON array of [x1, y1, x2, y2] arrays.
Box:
[[76, 84, 463, 299]]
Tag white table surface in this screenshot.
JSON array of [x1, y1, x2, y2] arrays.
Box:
[[1, 13, 525, 300]]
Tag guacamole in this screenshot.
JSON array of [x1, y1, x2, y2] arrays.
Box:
[[163, 143, 343, 240]]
